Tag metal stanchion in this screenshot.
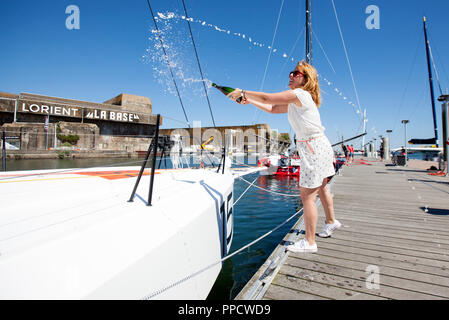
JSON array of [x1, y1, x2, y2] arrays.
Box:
[[148, 114, 161, 206], [128, 114, 161, 205], [438, 95, 449, 175]]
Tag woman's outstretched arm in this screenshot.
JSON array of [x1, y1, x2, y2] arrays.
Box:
[[243, 98, 288, 114], [228, 89, 301, 106]]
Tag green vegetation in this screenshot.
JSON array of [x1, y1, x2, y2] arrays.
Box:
[[56, 123, 79, 146], [57, 134, 79, 145]]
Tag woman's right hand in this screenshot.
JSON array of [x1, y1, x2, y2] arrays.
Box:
[[227, 88, 242, 102]]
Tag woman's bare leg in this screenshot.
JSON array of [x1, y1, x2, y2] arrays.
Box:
[[300, 186, 320, 245], [318, 179, 336, 225]]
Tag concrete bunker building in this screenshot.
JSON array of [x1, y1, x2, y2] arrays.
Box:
[[0, 92, 159, 156]]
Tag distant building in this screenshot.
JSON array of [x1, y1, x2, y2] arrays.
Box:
[[0, 92, 159, 153]]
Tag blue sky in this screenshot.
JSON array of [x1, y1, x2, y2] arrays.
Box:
[[1, 0, 448, 149]]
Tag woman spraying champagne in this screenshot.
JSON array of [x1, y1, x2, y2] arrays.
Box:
[[227, 61, 341, 253]]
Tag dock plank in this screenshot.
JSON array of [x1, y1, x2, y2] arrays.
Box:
[[284, 256, 449, 298], [263, 284, 329, 300], [279, 260, 446, 300], [236, 158, 449, 300], [286, 251, 449, 288]]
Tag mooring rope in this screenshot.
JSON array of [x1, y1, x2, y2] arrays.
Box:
[[233, 176, 259, 206], [238, 175, 301, 197]]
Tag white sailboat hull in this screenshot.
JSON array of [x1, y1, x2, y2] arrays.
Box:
[[0, 167, 234, 299]]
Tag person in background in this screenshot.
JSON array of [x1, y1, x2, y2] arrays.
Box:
[[342, 144, 348, 165], [379, 141, 384, 159], [227, 61, 341, 253], [349, 144, 354, 165], [346, 144, 351, 165]]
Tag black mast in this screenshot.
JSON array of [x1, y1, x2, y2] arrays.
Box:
[[423, 16, 439, 147], [305, 0, 312, 64]]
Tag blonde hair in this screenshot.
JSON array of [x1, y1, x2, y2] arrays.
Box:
[[295, 61, 321, 107]]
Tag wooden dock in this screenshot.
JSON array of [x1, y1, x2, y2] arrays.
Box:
[[236, 158, 449, 300]]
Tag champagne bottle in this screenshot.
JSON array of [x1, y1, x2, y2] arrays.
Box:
[[211, 83, 242, 103]]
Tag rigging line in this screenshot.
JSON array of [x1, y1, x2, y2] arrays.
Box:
[[407, 84, 427, 121], [391, 29, 423, 132], [180, 0, 217, 128], [145, 0, 190, 128], [278, 26, 306, 78], [312, 26, 364, 121], [428, 31, 449, 88], [428, 42, 443, 96], [251, 0, 285, 126], [143, 207, 304, 299], [312, 29, 336, 74], [330, 0, 362, 115], [260, 0, 285, 92]]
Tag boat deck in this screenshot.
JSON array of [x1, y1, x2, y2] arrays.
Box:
[[236, 158, 449, 300]]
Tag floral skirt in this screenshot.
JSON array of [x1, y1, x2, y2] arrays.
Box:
[[296, 135, 335, 189]]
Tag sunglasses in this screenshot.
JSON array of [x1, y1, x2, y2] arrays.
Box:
[[289, 70, 305, 78]]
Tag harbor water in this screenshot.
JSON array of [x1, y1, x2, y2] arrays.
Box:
[[208, 170, 302, 300], [3, 155, 302, 300]]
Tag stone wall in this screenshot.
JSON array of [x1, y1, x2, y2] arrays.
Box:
[[1, 122, 153, 153]]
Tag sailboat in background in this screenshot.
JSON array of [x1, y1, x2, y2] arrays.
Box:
[[408, 17, 443, 149]]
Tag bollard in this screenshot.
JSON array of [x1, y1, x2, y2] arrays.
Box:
[[369, 142, 374, 158], [383, 136, 390, 161]]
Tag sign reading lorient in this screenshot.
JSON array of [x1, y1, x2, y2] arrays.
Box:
[[20, 101, 140, 123], [21, 102, 80, 117]]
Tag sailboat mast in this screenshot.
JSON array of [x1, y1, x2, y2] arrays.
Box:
[[423, 16, 439, 147], [305, 0, 312, 64]]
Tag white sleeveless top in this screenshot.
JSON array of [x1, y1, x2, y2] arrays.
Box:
[[287, 88, 325, 139]]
